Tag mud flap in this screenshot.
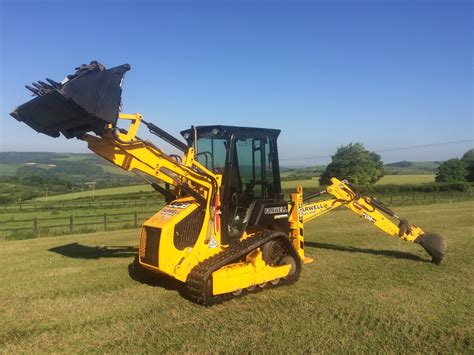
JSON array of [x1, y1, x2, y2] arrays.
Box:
[[10, 63, 130, 139]]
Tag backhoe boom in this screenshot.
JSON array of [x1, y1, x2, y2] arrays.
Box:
[[293, 178, 446, 264]]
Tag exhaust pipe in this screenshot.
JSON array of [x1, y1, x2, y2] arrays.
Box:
[[10, 61, 130, 139]]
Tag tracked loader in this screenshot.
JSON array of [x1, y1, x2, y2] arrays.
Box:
[[10, 61, 447, 305]]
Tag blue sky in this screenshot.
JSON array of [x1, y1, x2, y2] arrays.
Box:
[[0, 0, 472, 165]]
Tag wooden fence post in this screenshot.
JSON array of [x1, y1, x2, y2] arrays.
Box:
[[70, 215, 74, 232], [33, 217, 38, 237], [134, 211, 138, 228], [104, 213, 107, 230]]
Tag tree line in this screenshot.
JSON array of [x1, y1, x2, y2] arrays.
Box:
[[319, 143, 473, 186]]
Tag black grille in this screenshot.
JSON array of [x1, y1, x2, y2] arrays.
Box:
[[141, 227, 161, 266], [174, 209, 205, 250]]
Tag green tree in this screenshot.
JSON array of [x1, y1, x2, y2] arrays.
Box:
[[461, 149, 474, 182], [435, 158, 468, 183], [319, 143, 384, 185]]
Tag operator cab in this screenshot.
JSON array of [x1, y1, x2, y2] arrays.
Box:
[[181, 125, 286, 244]]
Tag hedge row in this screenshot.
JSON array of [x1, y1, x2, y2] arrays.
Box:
[[351, 182, 473, 194], [281, 182, 473, 196]]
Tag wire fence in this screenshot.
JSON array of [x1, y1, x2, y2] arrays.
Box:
[[364, 190, 472, 206], [0, 190, 472, 241], [282, 189, 473, 206], [0, 209, 159, 240], [0, 199, 161, 213]]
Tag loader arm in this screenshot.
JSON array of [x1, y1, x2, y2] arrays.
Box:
[[84, 113, 220, 207], [292, 178, 446, 264]]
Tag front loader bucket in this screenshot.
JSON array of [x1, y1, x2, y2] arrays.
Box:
[[10, 62, 130, 139]]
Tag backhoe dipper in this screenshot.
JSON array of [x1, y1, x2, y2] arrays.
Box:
[[10, 62, 446, 305]]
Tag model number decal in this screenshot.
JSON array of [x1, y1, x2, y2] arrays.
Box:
[[168, 202, 191, 209], [302, 204, 325, 215], [362, 212, 376, 223], [264, 206, 288, 215], [159, 208, 180, 216]]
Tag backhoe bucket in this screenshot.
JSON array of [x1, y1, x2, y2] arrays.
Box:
[[415, 233, 447, 264], [10, 63, 130, 139]]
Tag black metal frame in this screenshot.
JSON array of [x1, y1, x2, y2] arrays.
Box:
[[182, 125, 283, 244]]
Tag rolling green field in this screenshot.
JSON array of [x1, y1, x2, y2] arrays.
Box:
[[376, 174, 435, 184], [29, 175, 436, 202], [281, 174, 435, 190], [34, 184, 153, 202], [0, 201, 472, 352], [0, 163, 17, 176]]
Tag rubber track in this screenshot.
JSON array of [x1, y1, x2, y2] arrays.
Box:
[[186, 230, 302, 306]]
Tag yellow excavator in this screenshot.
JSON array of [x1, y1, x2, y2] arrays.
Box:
[[11, 62, 446, 305]]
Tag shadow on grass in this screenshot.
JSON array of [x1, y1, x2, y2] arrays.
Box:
[[305, 241, 428, 262], [128, 257, 186, 297], [49, 243, 138, 259], [48, 243, 186, 297]]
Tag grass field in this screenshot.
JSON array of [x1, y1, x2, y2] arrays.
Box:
[[34, 184, 153, 202], [30, 175, 436, 202], [0, 163, 17, 176], [376, 174, 435, 184], [0, 201, 472, 352], [281, 175, 435, 190], [99, 164, 134, 175]]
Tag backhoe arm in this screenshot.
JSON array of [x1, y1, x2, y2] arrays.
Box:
[[296, 178, 446, 264]]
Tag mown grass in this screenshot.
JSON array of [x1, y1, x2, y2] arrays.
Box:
[[0, 201, 472, 352]]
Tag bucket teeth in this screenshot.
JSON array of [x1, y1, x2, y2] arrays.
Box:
[[38, 81, 54, 90], [25, 85, 39, 95], [10, 61, 130, 139], [415, 233, 447, 264], [46, 78, 61, 89]]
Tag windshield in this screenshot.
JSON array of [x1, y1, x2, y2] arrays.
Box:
[[196, 137, 227, 173]]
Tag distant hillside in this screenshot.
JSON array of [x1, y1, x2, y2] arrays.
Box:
[[383, 161, 441, 175], [0, 152, 142, 204], [0, 152, 135, 178], [281, 165, 326, 180], [281, 160, 441, 180]]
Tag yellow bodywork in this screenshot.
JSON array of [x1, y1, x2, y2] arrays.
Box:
[[83, 113, 428, 297], [212, 249, 291, 295], [294, 178, 425, 243]]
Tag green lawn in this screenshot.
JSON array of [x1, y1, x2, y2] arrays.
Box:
[[0, 201, 472, 352]]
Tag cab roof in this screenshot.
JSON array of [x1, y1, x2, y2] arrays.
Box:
[[180, 125, 281, 145]]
